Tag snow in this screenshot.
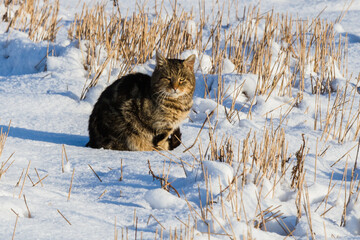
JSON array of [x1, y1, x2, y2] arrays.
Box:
[[1, 0, 360, 239], [145, 189, 186, 209], [198, 54, 212, 74], [221, 58, 235, 74]]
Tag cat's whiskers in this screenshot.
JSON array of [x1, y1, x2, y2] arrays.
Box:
[[154, 91, 169, 103]]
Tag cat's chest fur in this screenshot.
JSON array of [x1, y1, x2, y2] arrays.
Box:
[[152, 98, 192, 131]]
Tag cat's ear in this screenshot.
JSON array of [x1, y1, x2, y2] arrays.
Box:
[[156, 51, 167, 67], [183, 54, 196, 71]]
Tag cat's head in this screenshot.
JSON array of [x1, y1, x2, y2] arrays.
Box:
[[151, 51, 196, 99]]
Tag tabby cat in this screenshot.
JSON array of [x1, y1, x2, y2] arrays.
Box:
[[87, 52, 196, 151]]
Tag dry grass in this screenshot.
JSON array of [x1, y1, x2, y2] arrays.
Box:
[[176, 100, 360, 238], [190, 4, 346, 101], [148, 159, 180, 198], [4, 0, 61, 42], [155, 116, 295, 238], [0, 123, 10, 159], [0, 123, 14, 181], [68, 3, 198, 99], [317, 78, 360, 143], [66, 2, 354, 148]]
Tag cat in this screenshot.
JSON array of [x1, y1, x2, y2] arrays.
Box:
[[86, 52, 196, 151]]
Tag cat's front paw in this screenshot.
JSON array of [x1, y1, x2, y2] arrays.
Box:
[[153, 133, 168, 147], [168, 127, 182, 150]]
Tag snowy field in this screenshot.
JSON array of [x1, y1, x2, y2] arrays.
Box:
[[1, 0, 360, 239]]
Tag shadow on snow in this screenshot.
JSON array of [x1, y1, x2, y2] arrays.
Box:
[[1, 125, 88, 147]]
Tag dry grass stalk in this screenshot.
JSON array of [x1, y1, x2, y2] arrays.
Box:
[[61, 149, 64, 173], [291, 134, 307, 189], [134, 216, 138, 240], [62, 144, 69, 163], [32, 173, 48, 187], [254, 205, 284, 231], [182, 188, 207, 224], [340, 159, 358, 227], [119, 159, 123, 181], [353, 137, 360, 172], [340, 159, 349, 227], [147, 214, 166, 230], [18, 160, 31, 199], [15, 168, 24, 187], [0, 121, 10, 158], [34, 168, 44, 187], [147, 160, 180, 197], [114, 216, 118, 240], [184, 109, 214, 154], [23, 194, 31, 218], [61, 144, 70, 173], [67, 168, 75, 201], [11, 208, 19, 240], [314, 171, 336, 215], [206, 208, 232, 238], [98, 189, 107, 199], [314, 138, 318, 182], [57, 209, 71, 225], [330, 144, 356, 167], [0, 122, 12, 180], [27, 174, 35, 185], [303, 183, 315, 239], [354, 179, 360, 204], [153, 147, 193, 170], [158, 147, 191, 177], [88, 164, 102, 182], [0, 153, 15, 181], [289, 134, 308, 220]]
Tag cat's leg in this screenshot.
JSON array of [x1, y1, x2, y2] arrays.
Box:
[[155, 137, 170, 150], [168, 127, 182, 150], [153, 133, 168, 147], [152, 121, 173, 150], [153, 133, 170, 150]]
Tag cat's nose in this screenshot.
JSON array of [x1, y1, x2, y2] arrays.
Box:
[[172, 82, 179, 91]]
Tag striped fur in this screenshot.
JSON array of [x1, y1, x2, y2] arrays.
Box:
[[87, 52, 196, 151]]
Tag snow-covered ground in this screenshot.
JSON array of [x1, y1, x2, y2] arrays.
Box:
[[1, 0, 360, 239]]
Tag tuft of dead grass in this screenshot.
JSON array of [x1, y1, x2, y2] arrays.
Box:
[[5, 0, 61, 42], [66, 1, 350, 106], [0, 122, 14, 181]]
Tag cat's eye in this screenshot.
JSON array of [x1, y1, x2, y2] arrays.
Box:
[[179, 78, 186, 84]]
